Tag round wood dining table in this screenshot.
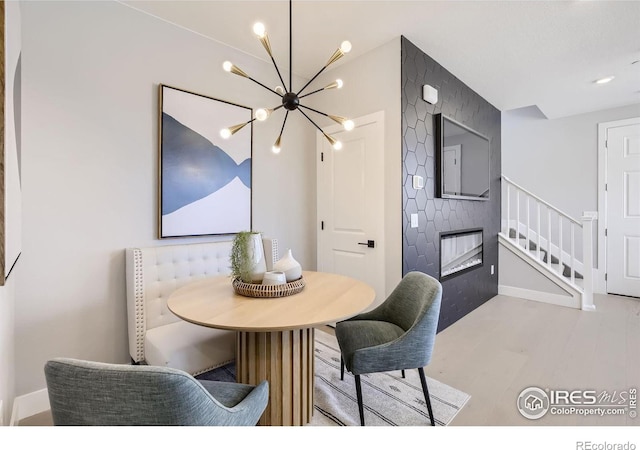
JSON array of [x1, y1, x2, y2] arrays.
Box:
[[167, 270, 375, 426]]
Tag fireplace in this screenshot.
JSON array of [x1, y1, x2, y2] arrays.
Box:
[[439, 228, 483, 280]]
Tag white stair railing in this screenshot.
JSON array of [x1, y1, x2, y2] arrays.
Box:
[[501, 175, 595, 311]]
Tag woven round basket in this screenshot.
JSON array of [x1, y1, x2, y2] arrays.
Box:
[[232, 277, 305, 298]]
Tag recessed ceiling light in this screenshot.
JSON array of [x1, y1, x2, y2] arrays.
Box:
[[595, 76, 615, 84]]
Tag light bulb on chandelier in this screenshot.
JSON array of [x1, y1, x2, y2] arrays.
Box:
[[220, 0, 353, 153], [255, 108, 270, 121], [253, 22, 266, 38]]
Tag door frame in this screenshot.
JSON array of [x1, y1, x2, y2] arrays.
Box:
[[443, 144, 462, 195], [316, 110, 386, 301], [597, 116, 640, 294]]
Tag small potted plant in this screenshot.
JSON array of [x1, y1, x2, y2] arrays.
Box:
[[231, 231, 266, 283]]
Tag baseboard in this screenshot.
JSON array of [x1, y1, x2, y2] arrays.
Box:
[[9, 389, 49, 426], [499, 285, 581, 309]]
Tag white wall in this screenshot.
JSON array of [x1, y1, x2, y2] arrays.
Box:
[[501, 102, 640, 294], [0, 277, 16, 425], [502, 103, 640, 221], [16, 1, 315, 395], [308, 37, 402, 300], [0, 0, 21, 425]]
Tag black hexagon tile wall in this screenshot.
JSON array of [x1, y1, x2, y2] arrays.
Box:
[[401, 37, 501, 331]]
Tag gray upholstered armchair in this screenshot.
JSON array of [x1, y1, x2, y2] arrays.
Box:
[[335, 271, 442, 426], [44, 358, 268, 426]]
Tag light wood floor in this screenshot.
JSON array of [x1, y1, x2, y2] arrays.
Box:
[[19, 293, 639, 426]]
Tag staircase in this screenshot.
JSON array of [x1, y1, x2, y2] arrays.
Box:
[[500, 176, 595, 311]]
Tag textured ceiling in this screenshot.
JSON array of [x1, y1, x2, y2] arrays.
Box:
[[121, 0, 640, 119]]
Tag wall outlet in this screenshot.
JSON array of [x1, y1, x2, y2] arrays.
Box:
[[491, 264, 495, 275], [412, 175, 424, 189], [410, 213, 419, 228]]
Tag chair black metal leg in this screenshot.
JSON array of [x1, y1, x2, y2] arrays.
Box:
[[418, 367, 435, 426], [340, 356, 344, 381], [354, 374, 365, 426], [401, 369, 405, 378]]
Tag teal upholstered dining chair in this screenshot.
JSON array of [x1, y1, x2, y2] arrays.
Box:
[[44, 358, 268, 426], [335, 271, 442, 426]]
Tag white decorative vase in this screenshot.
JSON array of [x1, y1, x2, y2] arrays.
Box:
[[248, 233, 267, 282], [273, 249, 302, 282]]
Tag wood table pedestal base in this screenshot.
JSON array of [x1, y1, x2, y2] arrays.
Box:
[[236, 328, 315, 426]]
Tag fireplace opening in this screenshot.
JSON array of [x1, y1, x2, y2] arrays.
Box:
[[439, 228, 483, 280]]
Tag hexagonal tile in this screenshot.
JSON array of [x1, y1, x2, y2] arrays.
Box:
[[425, 138, 435, 158], [405, 197, 418, 216], [404, 104, 418, 129], [418, 210, 427, 232], [416, 164, 427, 182], [416, 122, 428, 145], [416, 232, 428, 255], [434, 210, 444, 229], [405, 151, 418, 176], [426, 221, 437, 243], [404, 245, 419, 270], [441, 202, 450, 218], [415, 99, 427, 122], [416, 188, 427, 211], [414, 142, 427, 167], [426, 156, 435, 178], [426, 200, 436, 221], [404, 176, 416, 200], [404, 128, 418, 153], [405, 226, 419, 247]]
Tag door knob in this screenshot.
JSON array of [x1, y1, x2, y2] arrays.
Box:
[[358, 240, 375, 248]]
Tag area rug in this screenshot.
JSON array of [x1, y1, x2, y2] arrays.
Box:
[[197, 330, 470, 426]]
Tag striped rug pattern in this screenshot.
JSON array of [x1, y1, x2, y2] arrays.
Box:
[[310, 330, 470, 426], [197, 330, 470, 426]]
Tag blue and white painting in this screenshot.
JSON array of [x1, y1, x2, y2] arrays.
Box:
[[159, 86, 252, 237]]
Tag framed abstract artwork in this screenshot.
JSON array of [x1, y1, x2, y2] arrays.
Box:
[[158, 85, 252, 238]]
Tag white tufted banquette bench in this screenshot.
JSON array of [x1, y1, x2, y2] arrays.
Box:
[[125, 239, 278, 375]]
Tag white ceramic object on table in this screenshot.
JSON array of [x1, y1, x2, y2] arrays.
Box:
[[262, 271, 287, 286], [248, 233, 267, 282], [273, 249, 302, 282]]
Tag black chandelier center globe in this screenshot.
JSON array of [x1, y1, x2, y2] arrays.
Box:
[[282, 92, 300, 111]]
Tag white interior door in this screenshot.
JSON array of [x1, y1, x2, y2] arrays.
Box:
[[317, 111, 385, 308], [443, 145, 461, 195], [607, 122, 640, 297]]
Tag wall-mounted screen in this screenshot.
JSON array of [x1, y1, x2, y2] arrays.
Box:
[[435, 114, 490, 201]]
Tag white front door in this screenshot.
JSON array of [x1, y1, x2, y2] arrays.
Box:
[[607, 122, 640, 297], [317, 111, 385, 307]]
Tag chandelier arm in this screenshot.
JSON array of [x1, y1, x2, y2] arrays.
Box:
[[246, 75, 283, 97], [298, 86, 327, 100], [279, 111, 290, 136], [268, 54, 288, 93], [298, 104, 331, 119], [289, 0, 292, 92], [298, 108, 331, 139], [296, 65, 329, 97]]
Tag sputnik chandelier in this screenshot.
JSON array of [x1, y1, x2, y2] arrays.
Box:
[[220, 0, 354, 154]]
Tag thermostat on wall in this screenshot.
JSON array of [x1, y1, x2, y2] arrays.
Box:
[[423, 85, 438, 105]]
